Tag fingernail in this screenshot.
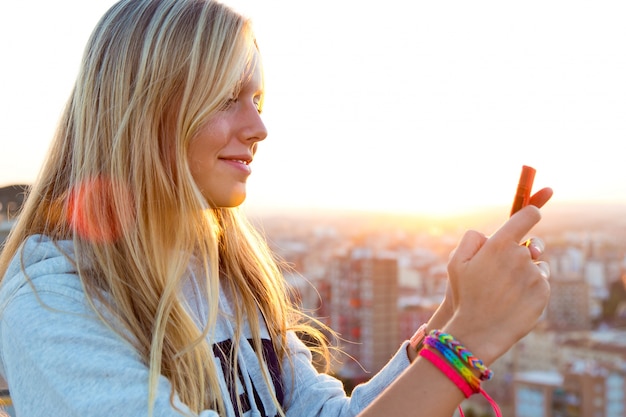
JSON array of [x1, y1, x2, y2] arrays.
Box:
[[529, 238, 545, 255], [537, 261, 550, 279]]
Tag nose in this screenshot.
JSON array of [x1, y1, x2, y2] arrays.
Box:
[[241, 104, 268, 144]]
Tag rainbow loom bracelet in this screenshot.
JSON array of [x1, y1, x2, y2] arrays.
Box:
[[424, 337, 481, 392], [428, 330, 493, 381], [419, 348, 474, 398]]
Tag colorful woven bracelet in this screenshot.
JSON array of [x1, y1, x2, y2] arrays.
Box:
[[419, 348, 474, 398], [423, 330, 502, 417], [428, 330, 493, 381], [424, 337, 481, 392]]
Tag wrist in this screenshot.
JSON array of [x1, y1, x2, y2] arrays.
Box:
[[419, 333, 502, 417], [441, 318, 502, 367], [426, 295, 454, 331]]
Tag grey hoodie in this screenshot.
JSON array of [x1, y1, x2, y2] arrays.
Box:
[[0, 235, 410, 417]]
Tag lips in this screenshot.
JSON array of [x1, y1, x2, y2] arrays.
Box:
[[219, 154, 253, 165], [219, 155, 253, 174]]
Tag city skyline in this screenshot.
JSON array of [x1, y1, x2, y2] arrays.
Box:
[[1, 1, 625, 216], [1, 162, 626, 417], [262, 193, 626, 416]]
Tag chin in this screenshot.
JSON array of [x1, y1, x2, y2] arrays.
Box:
[[208, 192, 247, 208], [226, 196, 246, 208]]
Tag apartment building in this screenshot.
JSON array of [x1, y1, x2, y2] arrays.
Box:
[[327, 248, 399, 381]]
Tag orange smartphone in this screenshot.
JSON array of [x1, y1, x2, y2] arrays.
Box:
[[510, 165, 536, 216]]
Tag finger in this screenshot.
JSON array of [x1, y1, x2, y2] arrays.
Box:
[[449, 230, 487, 264], [536, 261, 550, 279], [492, 205, 542, 244], [522, 237, 545, 260], [529, 187, 553, 209]]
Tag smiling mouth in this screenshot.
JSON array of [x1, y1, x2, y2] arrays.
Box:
[[220, 157, 252, 166]]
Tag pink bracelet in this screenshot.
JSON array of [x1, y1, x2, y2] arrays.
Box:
[[419, 348, 474, 398]]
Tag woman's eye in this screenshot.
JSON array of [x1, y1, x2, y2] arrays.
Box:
[[254, 97, 263, 114]]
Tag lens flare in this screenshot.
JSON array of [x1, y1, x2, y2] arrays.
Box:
[[67, 176, 134, 244]]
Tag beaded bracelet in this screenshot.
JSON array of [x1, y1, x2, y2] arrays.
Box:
[[427, 330, 493, 381]]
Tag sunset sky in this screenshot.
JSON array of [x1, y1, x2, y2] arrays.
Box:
[[1, 1, 624, 216]]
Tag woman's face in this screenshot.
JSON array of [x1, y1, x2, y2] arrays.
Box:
[[188, 52, 267, 208]]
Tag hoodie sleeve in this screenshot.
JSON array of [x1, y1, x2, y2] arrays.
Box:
[[282, 331, 410, 417], [0, 271, 216, 417]]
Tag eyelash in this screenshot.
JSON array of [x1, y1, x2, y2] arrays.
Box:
[[220, 96, 237, 111], [220, 96, 263, 114]]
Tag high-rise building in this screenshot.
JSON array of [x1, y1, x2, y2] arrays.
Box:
[[327, 248, 398, 381]]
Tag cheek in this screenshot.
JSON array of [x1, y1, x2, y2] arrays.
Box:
[[191, 117, 229, 152], [187, 138, 212, 181], [187, 122, 227, 176]]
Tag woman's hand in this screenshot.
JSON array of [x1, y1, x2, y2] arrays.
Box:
[[407, 188, 553, 363], [445, 186, 552, 306], [440, 188, 553, 365]]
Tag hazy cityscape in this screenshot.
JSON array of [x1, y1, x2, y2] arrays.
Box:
[[251, 202, 626, 417], [2, 184, 626, 416]]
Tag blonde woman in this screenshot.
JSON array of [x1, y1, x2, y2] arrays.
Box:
[[0, 0, 553, 416]]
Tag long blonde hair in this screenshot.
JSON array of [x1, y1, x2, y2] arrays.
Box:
[[0, 0, 328, 414]]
